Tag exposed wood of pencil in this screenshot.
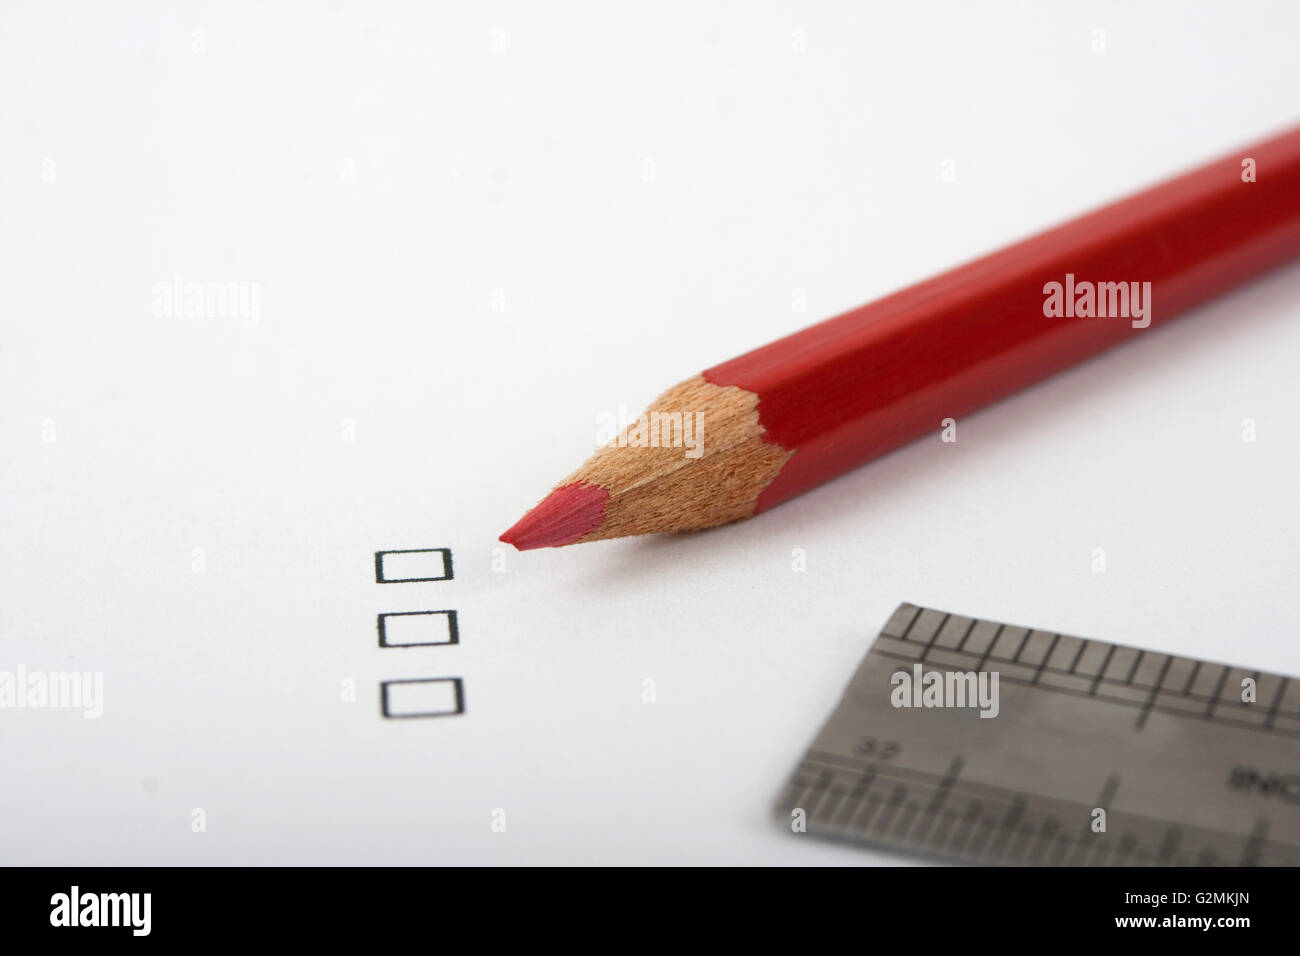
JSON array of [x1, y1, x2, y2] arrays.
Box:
[[503, 124, 1300, 549]]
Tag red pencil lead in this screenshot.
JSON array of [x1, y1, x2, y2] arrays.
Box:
[[500, 482, 609, 550]]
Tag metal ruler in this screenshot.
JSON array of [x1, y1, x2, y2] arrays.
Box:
[[775, 603, 1300, 866]]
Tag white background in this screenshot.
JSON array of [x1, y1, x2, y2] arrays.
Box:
[[2, 1, 1299, 865]]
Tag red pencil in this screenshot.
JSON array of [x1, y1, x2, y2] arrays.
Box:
[[503, 125, 1300, 550]]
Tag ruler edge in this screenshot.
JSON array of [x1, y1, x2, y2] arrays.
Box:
[[771, 600, 1300, 857]]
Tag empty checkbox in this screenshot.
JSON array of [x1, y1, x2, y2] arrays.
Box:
[[375, 548, 453, 583], [378, 610, 459, 648], [381, 678, 465, 718]]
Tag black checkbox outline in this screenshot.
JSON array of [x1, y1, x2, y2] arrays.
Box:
[[378, 609, 460, 648], [374, 547, 453, 583], [380, 677, 465, 719]]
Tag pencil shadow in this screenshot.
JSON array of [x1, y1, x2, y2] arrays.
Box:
[[579, 258, 1300, 586]]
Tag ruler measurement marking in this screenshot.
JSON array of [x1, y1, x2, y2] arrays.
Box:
[[953, 619, 979, 653], [818, 786, 847, 824], [1095, 774, 1119, 808], [974, 624, 1005, 672], [949, 800, 984, 854], [1032, 633, 1062, 684], [803, 769, 835, 820], [911, 757, 963, 845], [977, 642, 1198, 695], [887, 622, 1290, 716], [919, 613, 952, 663], [868, 649, 1300, 738], [1124, 649, 1145, 684], [807, 800, 1299, 868], [1089, 643, 1118, 696], [850, 792, 884, 833], [800, 751, 1300, 858], [894, 605, 923, 640], [892, 801, 923, 843], [1008, 629, 1032, 663], [1066, 639, 1088, 675], [872, 785, 908, 835], [803, 757, 1300, 865], [836, 767, 878, 828], [1136, 655, 1174, 729], [948, 617, 977, 656], [930, 808, 960, 853], [987, 795, 1028, 862], [1205, 665, 1230, 718], [1265, 677, 1290, 729], [878, 639, 1253, 697]]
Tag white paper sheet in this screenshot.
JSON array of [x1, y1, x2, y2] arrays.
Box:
[[4, 1, 1300, 865]]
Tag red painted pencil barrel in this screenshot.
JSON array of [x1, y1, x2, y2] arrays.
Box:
[[705, 125, 1300, 512]]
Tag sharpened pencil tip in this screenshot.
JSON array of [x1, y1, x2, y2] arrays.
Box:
[[501, 482, 609, 550]]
